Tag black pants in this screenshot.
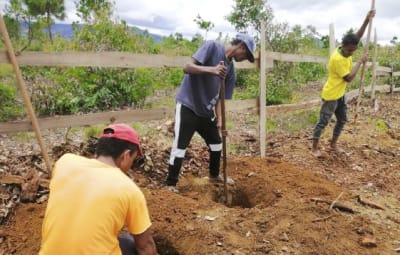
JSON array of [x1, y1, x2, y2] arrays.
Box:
[[118, 232, 137, 255], [166, 103, 222, 186], [313, 96, 347, 140]]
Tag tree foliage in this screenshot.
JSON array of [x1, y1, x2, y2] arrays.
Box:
[[226, 0, 273, 34], [226, 0, 327, 104], [75, 0, 113, 23], [2, 0, 62, 49], [23, 0, 66, 43], [193, 14, 214, 40]]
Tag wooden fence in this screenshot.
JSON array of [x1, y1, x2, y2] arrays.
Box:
[[0, 50, 398, 134], [1, 21, 400, 170]]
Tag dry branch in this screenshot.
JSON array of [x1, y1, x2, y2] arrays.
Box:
[[357, 195, 385, 210], [0, 175, 25, 185], [329, 192, 344, 210], [310, 198, 356, 214]]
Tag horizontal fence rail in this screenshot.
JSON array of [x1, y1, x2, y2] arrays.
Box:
[[0, 85, 398, 134], [1, 50, 397, 76], [0, 50, 270, 69]]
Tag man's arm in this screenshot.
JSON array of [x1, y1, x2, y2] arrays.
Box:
[[356, 10, 376, 39], [133, 229, 158, 255], [343, 53, 369, 83], [183, 58, 226, 79]]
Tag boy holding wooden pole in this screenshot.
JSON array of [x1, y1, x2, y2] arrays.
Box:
[[312, 9, 375, 157]]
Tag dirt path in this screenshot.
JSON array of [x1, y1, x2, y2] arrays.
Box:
[[1, 93, 400, 254]]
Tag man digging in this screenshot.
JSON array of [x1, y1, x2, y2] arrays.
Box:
[[312, 9, 376, 157]]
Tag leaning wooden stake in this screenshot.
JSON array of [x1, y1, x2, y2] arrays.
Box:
[[219, 61, 228, 203], [354, 0, 375, 122], [0, 15, 53, 173]]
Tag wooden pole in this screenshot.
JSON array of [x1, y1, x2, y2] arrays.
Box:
[[329, 23, 336, 56], [390, 63, 394, 95], [259, 22, 267, 158], [219, 61, 228, 203], [371, 28, 378, 100], [0, 15, 53, 173], [354, 0, 375, 122]]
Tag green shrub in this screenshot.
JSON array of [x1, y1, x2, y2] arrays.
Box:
[[0, 83, 24, 121]]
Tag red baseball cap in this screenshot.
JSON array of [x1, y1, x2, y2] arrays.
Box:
[[101, 123, 143, 156]]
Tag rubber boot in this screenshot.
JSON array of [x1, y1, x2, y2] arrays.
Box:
[[209, 150, 221, 177]]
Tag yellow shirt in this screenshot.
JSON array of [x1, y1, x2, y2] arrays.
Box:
[[321, 47, 353, 100], [39, 153, 151, 255]]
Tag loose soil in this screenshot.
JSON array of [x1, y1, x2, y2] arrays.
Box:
[[1, 93, 400, 255]]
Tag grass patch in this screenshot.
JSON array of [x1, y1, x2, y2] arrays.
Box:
[[374, 119, 389, 132], [268, 108, 319, 133], [0, 64, 13, 78], [84, 125, 106, 139], [11, 132, 35, 141], [266, 119, 278, 132], [131, 122, 151, 135], [226, 121, 234, 130], [145, 89, 176, 109]]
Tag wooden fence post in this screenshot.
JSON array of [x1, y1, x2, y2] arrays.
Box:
[[329, 23, 335, 56], [259, 21, 267, 158], [371, 28, 378, 100], [354, 0, 375, 122], [390, 64, 395, 94], [0, 15, 53, 173]]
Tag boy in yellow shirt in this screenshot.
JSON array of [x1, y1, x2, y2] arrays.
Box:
[[39, 123, 158, 255], [312, 9, 375, 157]]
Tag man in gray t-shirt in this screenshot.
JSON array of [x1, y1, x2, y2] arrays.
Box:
[[166, 34, 255, 191]]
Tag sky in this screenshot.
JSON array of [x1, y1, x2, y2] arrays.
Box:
[[0, 0, 398, 45]]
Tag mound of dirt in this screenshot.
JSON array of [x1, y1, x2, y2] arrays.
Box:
[[1, 93, 400, 254], [2, 156, 400, 254]]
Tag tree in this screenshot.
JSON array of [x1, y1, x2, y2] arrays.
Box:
[[75, 0, 113, 23], [390, 36, 398, 46], [226, 0, 273, 34], [23, 0, 66, 44], [3, 0, 45, 50], [2, 0, 27, 42], [193, 14, 214, 40]]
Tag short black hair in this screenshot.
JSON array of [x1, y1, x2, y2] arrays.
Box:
[[96, 137, 139, 160], [231, 38, 242, 46], [342, 34, 359, 46]]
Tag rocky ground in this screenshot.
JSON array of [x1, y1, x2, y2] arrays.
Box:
[[0, 93, 400, 255]]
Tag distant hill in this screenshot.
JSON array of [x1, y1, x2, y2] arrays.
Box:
[[23, 23, 164, 43], [130, 27, 164, 43], [50, 24, 76, 38]]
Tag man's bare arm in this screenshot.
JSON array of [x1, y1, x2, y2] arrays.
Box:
[[356, 10, 376, 39], [183, 58, 227, 79], [343, 53, 369, 83], [134, 229, 158, 255]]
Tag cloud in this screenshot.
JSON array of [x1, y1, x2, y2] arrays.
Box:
[[124, 15, 177, 31], [269, 0, 399, 44], [0, 0, 397, 44]]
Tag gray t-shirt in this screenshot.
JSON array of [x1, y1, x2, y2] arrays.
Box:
[[176, 41, 235, 118]]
